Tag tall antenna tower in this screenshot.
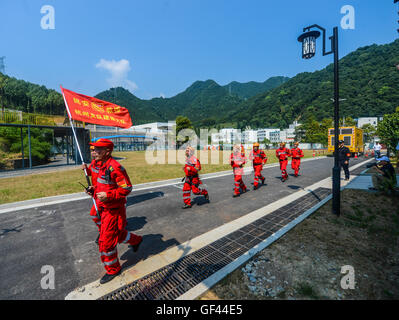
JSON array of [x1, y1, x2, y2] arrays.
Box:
[[0, 57, 5, 74]]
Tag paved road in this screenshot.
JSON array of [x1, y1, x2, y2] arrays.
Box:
[[0, 156, 367, 299]]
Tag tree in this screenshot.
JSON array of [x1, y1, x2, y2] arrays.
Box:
[[175, 116, 194, 148], [319, 118, 333, 146], [262, 138, 271, 149], [0, 127, 52, 162], [340, 116, 356, 126], [294, 117, 332, 147], [376, 112, 399, 154], [361, 123, 376, 143]]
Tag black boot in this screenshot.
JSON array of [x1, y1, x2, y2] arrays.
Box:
[[100, 270, 121, 284], [182, 203, 192, 209], [130, 236, 143, 252]]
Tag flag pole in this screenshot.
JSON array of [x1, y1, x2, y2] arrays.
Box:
[[61, 86, 98, 212]]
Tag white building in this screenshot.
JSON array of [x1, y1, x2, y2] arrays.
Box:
[[357, 117, 378, 128], [215, 128, 242, 144], [257, 128, 280, 142], [277, 121, 301, 144], [289, 121, 301, 130], [269, 131, 280, 144], [280, 128, 296, 143], [131, 121, 176, 134], [241, 130, 258, 143]]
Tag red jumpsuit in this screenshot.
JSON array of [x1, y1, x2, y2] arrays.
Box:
[[182, 155, 208, 206], [86, 160, 101, 231], [290, 147, 304, 177], [94, 156, 142, 275], [249, 149, 267, 188], [276, 147, 291, 180], [230, 152, 247, 195]]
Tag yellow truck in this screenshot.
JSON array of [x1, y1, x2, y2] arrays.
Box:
[[328, 126, 364, 156]]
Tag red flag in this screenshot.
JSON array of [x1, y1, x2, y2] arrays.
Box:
[[61, 86, 132, 128]]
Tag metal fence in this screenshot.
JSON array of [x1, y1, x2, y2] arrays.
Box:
[[0, 109, 59, 126]]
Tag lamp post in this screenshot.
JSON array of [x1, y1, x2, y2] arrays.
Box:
[[331, 98, 347, 125], [298, 25, 341, 216]]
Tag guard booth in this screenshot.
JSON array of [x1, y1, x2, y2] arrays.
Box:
[[328, 126, 364, 157]]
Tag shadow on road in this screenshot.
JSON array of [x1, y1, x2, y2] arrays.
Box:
[[126, 191, 164, 207], [192, 196, 210, 206], [126, 216, 147, 232], [120, 234, 180, 270], [287, 185, 302, 190], [0, 224, 23, 236], [308, 189, 322, 202]]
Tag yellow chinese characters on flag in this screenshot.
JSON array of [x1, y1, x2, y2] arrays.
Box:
[[60, 86, 132, 128]]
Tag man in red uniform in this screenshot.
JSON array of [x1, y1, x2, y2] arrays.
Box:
[[82, 146, 102, 244], [182, 146, 209, 209], [85, 138, 143, 284], [249, 142, 267, 190], [290, 142, 304, 177], [276, 142, 291, 182], [230, 144, 248, 197]]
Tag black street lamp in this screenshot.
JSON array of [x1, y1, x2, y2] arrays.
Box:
[[298, 24, 341, 216]]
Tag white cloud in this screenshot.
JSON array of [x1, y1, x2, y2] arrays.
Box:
[[160, 93, 165, 98], [95, 58, 138, 92]]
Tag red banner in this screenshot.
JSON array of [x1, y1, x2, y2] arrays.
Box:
[[61, 86, 132, 128]]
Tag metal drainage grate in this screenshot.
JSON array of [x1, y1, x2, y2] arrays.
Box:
[[99, 187, 331, 300]]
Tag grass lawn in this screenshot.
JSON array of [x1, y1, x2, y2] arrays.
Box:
[[0, 149, 326, 204]]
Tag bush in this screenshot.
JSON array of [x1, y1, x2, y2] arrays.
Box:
[[0, 127, 52, 162]]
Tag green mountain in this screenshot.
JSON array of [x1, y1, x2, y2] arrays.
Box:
[[223, 76, 290, 100], [2, 39, 398, 129], [148, 79, 243, 125], [0, 73, 65, 115], [95, 77, 287, 126], [227, 39, 399, 129], [94, 87, 164, 124]]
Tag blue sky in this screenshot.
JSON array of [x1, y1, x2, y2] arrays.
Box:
[[0, 0, 397, 99]]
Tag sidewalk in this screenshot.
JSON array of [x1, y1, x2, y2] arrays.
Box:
[[65, 157, 372, 300], [0, 155, 79, 179]]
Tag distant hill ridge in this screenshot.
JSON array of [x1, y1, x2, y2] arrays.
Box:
[[2, 39, 398, 129], [94, 76, 289, 126]]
